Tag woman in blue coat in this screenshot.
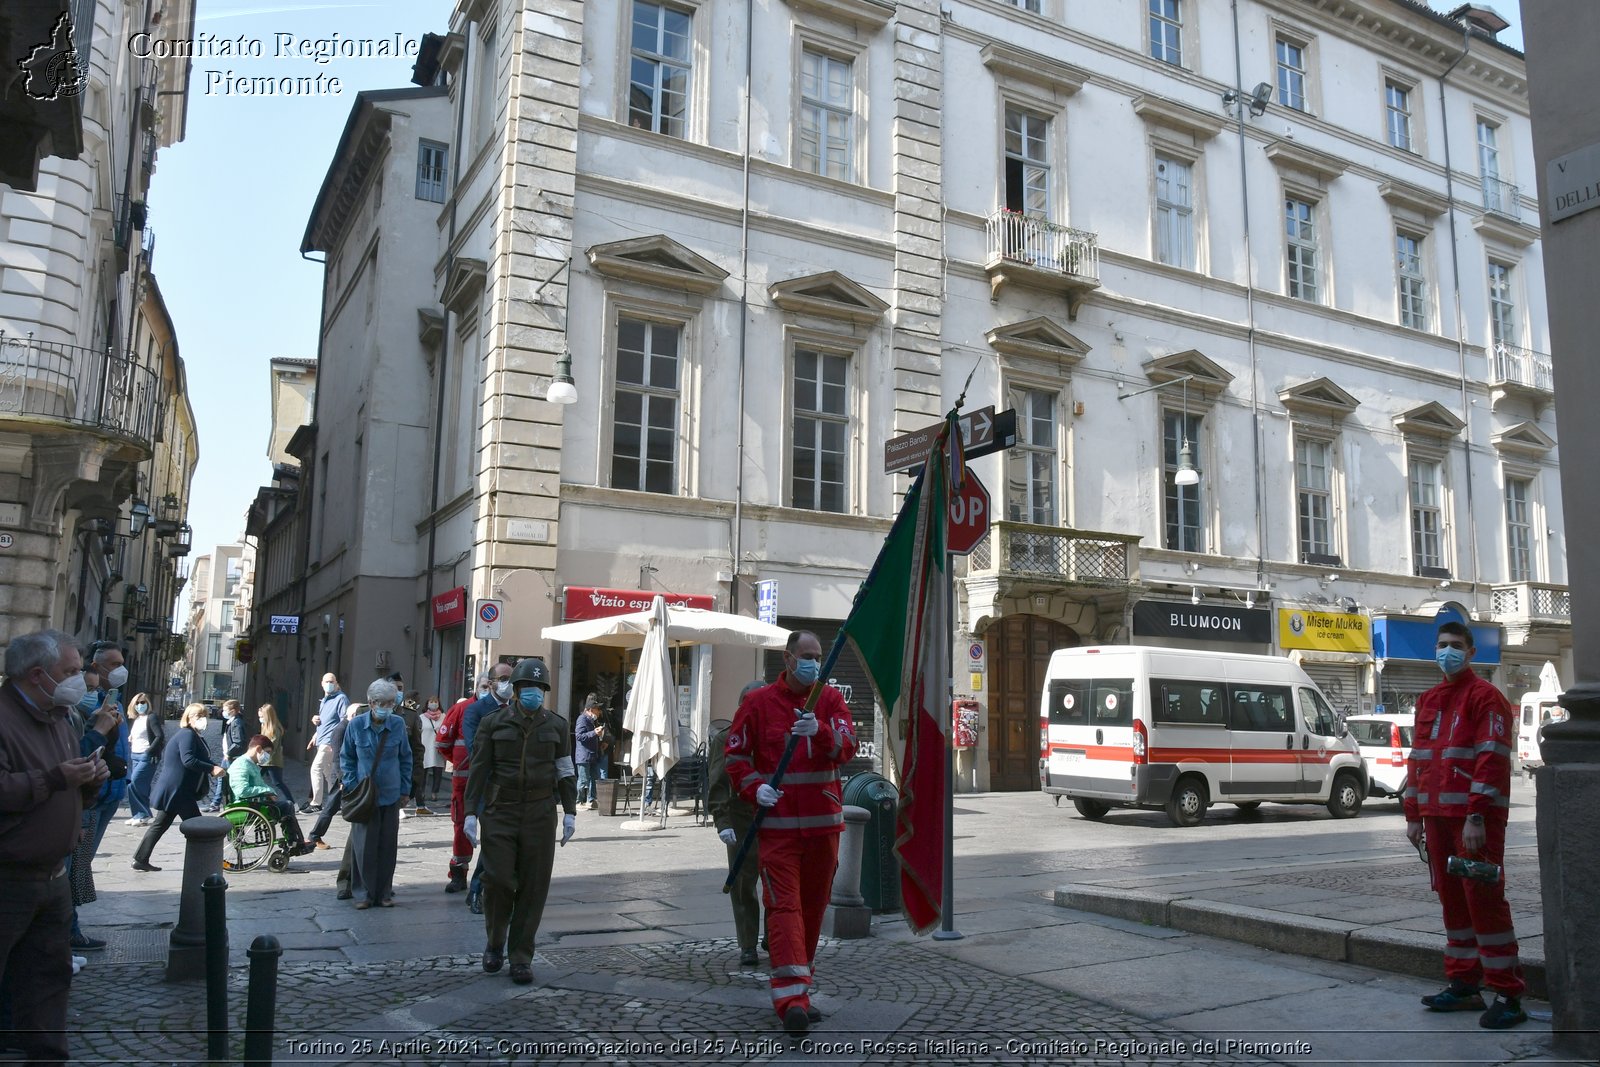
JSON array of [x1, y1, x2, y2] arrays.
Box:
[[340, 678, 412, 909], [131, 703, 224, 872]]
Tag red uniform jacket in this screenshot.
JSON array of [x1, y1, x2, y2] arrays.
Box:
[[725, 673, 856, 836], [437, 696, 474, 778], [1404, 670, 1515, 822]]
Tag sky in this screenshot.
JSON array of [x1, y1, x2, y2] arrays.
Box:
[[147, 0, 1523, 622]]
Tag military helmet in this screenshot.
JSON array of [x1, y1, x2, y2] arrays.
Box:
[[510, 657, 551, 691]]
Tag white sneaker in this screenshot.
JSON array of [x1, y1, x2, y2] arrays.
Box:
[[399, 809, 412, 819], [71, 955, 86, 974]]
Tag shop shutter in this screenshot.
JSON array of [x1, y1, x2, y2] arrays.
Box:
[[764, 617, 879, 777], [1376, 664, 1491, 714], [1301, 663, 1363, 720]]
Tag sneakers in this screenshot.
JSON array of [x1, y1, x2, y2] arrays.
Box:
[[1422, 981, 1487, 1012], [782, 1005, 809, 1035], [70, 933, 107, 951], [299, 804, 321, 814], [126, 816, 151, 827], [415, 806, 434, 816], [1480, 995, 1528, 1030], [313, 838, 331, 850], [399, 808, 412, 820], [71, 955, 86, 975]]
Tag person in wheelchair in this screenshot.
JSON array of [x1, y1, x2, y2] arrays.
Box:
[[227, 735, 315, 856]]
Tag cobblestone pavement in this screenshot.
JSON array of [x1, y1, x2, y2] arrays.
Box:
[[70, 936, 1311, 1067]]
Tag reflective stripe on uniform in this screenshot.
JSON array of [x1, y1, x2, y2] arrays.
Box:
[[1470, 782, 1504, 800], [1477, 929, 1518, 947], [1444, 944, 1479, 958], [1441, 747, 1475, 760], [762, 812, 844, 830], [1438, 792, 1470, 805], [779, 770, 839, 785], [1482, 955, 1521, 970], [771, 964, 811, 978], [770, 983, 809, 1001], [1476, 740, 1512, 757], [1410, 749, 1434, 759], [1446, 926, 1476, 939]]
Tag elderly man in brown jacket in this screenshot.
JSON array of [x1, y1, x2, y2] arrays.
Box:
[[0, 628, 109, 1063]]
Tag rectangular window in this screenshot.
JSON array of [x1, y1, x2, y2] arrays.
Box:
[[1276, 37, 1307, 111], [1163, 410, 1202, 552], [1385, 81, 1412, 150], [1005, 385, 1056, 525], [791, 348, 849, 512], [1285, 197, 1318, 302], [1409, 459, 1443, 573], [416, 140, 448, 202], [1004, 107, 1050, 219], [1009, 0, 1042, 11], [1396, 231, 1427, 331], [611, 316, 681, 494], [1228, 683, 1294, 732], [206, 634, 223, 671], [1295, 436, 1334, 560], [629, 0, 691, 137], [1149, 0, 1182, 65], [1504, 476, 1533, 582], [471, 23, 496, 151], [1488, 260, 1516, 346], [1478, 118, 1512, 214], [1154, 155, 1194, 269], [799, 49, 852, 181], [1153, 679, 1227, 727], [221, 601, 236, 632]]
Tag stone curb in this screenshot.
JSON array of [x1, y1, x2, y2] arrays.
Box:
[[1053, 883, 1547, 1001]]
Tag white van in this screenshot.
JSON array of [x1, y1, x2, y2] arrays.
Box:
[[1039, 645, 1368, 826], [1517, 691, 1567, 776]]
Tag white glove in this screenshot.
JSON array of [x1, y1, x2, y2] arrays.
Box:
[[560, 813, 576, 846], [463, 815, 479, 846], [756, 784, 782, 808], [718, 828, 737, 846], [791, 712, 820, 738]]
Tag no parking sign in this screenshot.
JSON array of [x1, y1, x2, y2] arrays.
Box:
[[475, 598, 503, 640]]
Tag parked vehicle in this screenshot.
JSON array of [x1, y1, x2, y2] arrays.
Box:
[[1039, 645, 1367, 827], [1344, 713, 1414, 799], [1517, 691, 1567, 777]]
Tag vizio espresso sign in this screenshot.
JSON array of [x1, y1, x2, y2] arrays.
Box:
[[1133, 601, 1273, 644]]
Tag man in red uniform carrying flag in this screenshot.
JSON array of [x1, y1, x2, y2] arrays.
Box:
[[724, 630, 856, 1036], [1404, 620, 1527, 1030]]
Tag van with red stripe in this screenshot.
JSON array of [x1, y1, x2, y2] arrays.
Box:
[[1039, 645, 1367, 826]]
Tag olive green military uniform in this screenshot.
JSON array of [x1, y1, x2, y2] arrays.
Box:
[[708, 722, 761, 956], [464, 704, 577, 965]]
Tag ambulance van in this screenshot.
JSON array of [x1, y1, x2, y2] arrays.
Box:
[[1039, 645, 1368, 826], [1517, 691, 1567, 777]]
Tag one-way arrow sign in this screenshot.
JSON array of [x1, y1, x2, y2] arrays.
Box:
[[883, 406, 1018, 474]]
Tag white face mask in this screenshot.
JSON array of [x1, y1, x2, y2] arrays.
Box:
[[105, 665, 129, 688], [192, 715, 209, 729], [45, 670, 88, 709], [494, 680, 512, 699], [256, 751, 272, 765]]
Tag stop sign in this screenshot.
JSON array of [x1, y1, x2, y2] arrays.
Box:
[[947, 472, 991, 555]]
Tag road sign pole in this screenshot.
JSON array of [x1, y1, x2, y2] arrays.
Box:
[[932, 540, 963, 942]]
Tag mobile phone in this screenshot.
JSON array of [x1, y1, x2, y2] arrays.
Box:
[[89, 746, 105, 761]]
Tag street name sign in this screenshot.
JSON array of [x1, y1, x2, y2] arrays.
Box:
[[883, 407, 1018, 473]]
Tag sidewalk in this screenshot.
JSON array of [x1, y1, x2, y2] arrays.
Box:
[[59, 783, 1576, 1066]]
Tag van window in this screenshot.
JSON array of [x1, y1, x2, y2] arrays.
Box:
[[1227, 683, 1294, 732], [1297, 687, 1342, 737], [1153, 679, 1227, 726], [1347, 720, 1391, 746], [1048, 677, 1132, 727], [1522, 706, 1533, 726]]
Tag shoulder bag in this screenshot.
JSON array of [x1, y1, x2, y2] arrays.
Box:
[[340, 722, 390, 824]]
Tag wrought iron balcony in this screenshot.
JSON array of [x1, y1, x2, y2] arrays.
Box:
[[1490, 582, 1571, 627], [1489, 342, 1553, 395], [969, 520, 1140, 585], [984, 211, 1101, 317], [1481, 175, 1522, 221], [0, 331, 163, 452]]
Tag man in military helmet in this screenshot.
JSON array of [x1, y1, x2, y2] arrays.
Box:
[[463, 657, 578, 984]]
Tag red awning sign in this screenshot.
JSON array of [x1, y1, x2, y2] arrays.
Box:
[[432, 586, 467, 629], [563, 586, 715, 622]]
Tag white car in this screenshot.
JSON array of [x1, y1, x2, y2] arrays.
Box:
[[1345, 713, 1414, 799]]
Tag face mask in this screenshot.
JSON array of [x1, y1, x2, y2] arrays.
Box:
[[133, 702, 147, 713], [104, 665, 129, 688], [495, 680, 512, 699], [428, 703, 439, 710], [518, 689, 545, 712], [791, 657, 821, 686], [77, 692, 101, 715], [45, 670, 89, 709], [371, 706, 391, 722], [1436, 646, 1467, 676], [192, 715, 209, 729], [323, 682, 337, 695], [256, 751, 272, 765]]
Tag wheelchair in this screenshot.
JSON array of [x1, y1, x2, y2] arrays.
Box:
[[220, 782, 295, 873]]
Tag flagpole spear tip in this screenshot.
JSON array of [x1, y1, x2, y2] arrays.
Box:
[[952, 357, 982, 412]]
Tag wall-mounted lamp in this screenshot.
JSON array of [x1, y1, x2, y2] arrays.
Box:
[[1342, 596, 1359, 613], [1183, 560, 1201, 575], [128, 498, 150, 537], [1437, 579, 1452, 589], [546, 351, 577, 405], [1222, 81, 1273, 118], [1191, 587, 1201, 605], [1324, 573, 1339, 584], [1244, 592, 1255, 610], [1116, 373, 1200, 487]]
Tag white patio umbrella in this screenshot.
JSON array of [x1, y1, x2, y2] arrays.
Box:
[[622, 596, 679, 823], [542, 605, 790, 649]]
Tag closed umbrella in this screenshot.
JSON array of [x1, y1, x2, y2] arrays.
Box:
[[623, 596, 679, 822]]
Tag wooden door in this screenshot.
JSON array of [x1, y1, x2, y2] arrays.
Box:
[[987, 614, 1079, 791]]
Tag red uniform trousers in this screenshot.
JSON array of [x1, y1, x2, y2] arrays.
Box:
[[1423, 814, 1524, 997], [448, 775, 473, 875], [759, 831, 839, 1019]]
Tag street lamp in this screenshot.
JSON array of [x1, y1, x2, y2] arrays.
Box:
[[129, 498, 151, 536], [1174, 377, 1200, 487], [546, 350, 577, 404]]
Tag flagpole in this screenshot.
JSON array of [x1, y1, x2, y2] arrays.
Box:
[[930, 539, 963, 941]]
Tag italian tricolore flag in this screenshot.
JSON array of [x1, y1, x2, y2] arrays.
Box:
[[839, 411, 956, 934]]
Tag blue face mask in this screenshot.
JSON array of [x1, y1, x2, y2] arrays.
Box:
[[1436, 646, 1468, 676], [518, 689, 545, 711], [792, 658, 821, 686], [371, 706, 391, 722], [77, 691, 101, 715]]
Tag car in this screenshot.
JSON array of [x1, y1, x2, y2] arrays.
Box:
[[1344, 713, 1414, 799]]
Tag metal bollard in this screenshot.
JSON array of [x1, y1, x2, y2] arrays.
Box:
[[244, 935, 282, 1066], [202, 874, 228, 1062]]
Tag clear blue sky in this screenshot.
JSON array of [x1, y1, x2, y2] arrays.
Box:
[[148, 0, 1523, 620]]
